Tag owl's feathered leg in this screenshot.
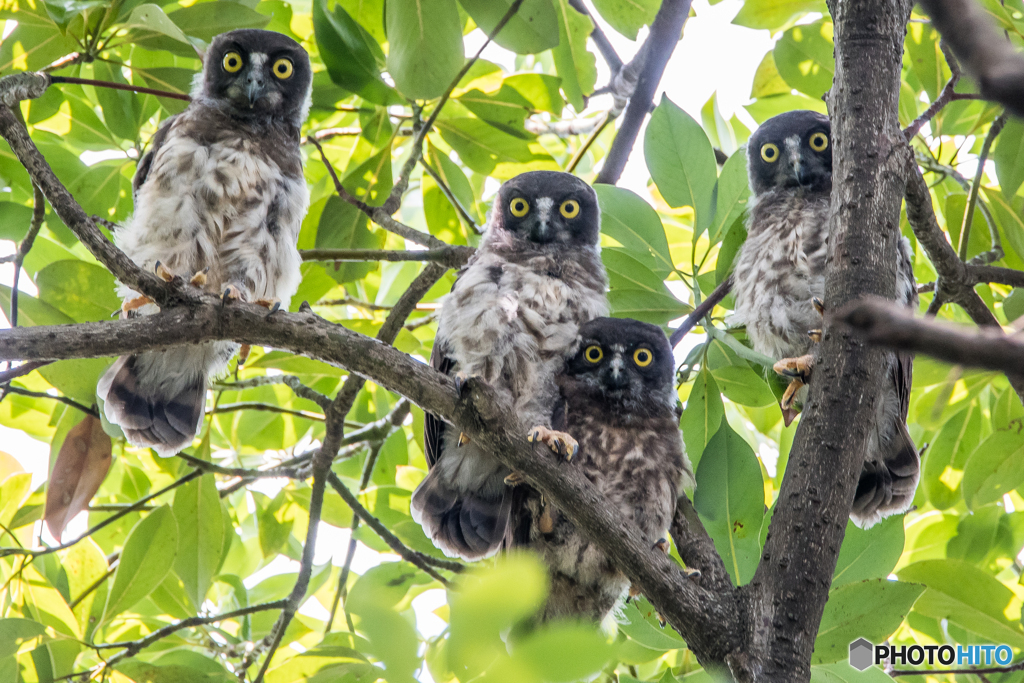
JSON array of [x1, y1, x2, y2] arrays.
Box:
[[773, 298, 825, 424]]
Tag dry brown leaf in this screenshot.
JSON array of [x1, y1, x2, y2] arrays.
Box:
[[45, 415, 112, 540]]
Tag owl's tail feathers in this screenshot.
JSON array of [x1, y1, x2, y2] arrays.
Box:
[[97, 353, 207, 458], [411, 471, 513, 562], [850, 421, 919, 529]]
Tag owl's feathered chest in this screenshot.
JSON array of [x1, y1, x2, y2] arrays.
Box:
[[731, 190, 831, 359]]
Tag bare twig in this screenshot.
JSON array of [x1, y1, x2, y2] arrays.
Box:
[[0, 360, 51, 384], [838, 296, 1024, 377], [917, 0, 1024, 116], [903, 42, 962, 140], [212, 374, 332, 411], [968, 264, 1024, 288], [670, 276, 733, 348], [209, 401, 325, 421], [958, 113, 1006, 260], [3, 385, 98, 418], [48, 75, 190, 101], [301, 247, 472, 268], [9, 185, 45, 328], [420, 159, 481, 234], [594, 0, 692, 185]]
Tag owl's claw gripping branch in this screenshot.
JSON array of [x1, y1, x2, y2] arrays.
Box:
[[221, 284, 243, 304], [528, 425, 580, 461], [452, 370, 477, 395], [504, 471, 525, 485], [189, 267, 210, 287]]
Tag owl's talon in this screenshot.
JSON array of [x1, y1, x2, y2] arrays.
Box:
[[812, 297, 825, 317], [684, 567, 702, 579], [504, 471, 525, 486], [808, 328, 822, 343], [628, 584, 641, 598], [189, 267, 210, 287], [457, 432, 470, 447], [779, 377, 805, 411], [122, 295, 155, 314], [255, 297, 281, 314], [154, 261, 175, 282], [453, 371, 475, 396], [528, 426, 578, 461], [538, 502, 556, 533], [221, 285, 242, 304], [657, 613, 667, 628], [773, 354, 814, 383], [652, 538, 670, 555]]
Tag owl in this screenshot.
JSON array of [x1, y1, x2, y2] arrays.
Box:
[[411, 171, 609, 561], [97, 30, 312, 456], [731, 110, 919, 528], [516, 317, 695, 623]]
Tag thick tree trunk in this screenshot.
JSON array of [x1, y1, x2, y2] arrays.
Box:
[[737, 0, 913, 679]]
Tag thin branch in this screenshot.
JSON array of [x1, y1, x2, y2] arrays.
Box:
[[0, 469, 202, 558], [209, 401, 325, 422], [958, 113, 1006, 260], [669, 276, 733, 348], [9, 184, 45, 328], [837, 296, 1024, 376], [567, 0, 623, 73], [328, 471, 460, 583], [301, 247, 471, 268], [384, 0, 528, 216], [0, 360, 52, 384], [594, 0, 692, 185], [48, 75, 191, 101], [903, 42, 962, 140], [3, 385, 98, 418], [315, 297, 393, 312], [212, 374, 332, 411], [304, 126, 414, 143], [917, 0, 1024, 117], [968, 264, 1024, 288], [419, 159, 481, 234]]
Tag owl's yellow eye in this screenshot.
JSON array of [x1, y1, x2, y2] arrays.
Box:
[[273, 58, 294, 80], [509, 197, 529, 217], [809, 132, 829, 152], [584, 345, 603, 363], [559, 199, 580, 219], [223, 52, 243, 73], [633, 348, 653, 367], [760, 143, 779, 163]]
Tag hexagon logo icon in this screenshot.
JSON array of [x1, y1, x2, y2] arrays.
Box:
[[849, 638, 874, 671]]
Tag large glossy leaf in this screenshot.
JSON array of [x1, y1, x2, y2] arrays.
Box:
[[172, 476, 226, 607], [832, 516, 905, 587], [386, 0, 465, 100], [961, 429, 1024, 509], [458, 0, 559, 53], [812, 580, 924, 664], [732, 0, 826, 30], [436, 117, 558, 178], [103, 505, 179, 622], [168, 2, 270, 41], [313, 0, 400, 106], [923, 402, 981, 509], [704, 149, 750, 245], [591, 0, 659, 39], [680, 366, 724, 471], [995, 116, 1024, 199], [645, 96, 717, 232], [595, 184, 675, 277], [552, 0, 596, 111], [35, 260, 120, 323], [773, 19, 834, 100], [693, 422, 765, 585]]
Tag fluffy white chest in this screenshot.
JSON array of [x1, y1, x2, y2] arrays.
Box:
[[116, 128, 307, 306]]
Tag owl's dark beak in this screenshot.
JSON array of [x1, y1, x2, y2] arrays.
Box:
[[246, 73, 266, 107], [530, 218, 554, 243]]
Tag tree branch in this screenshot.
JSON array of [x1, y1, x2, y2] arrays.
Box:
[[9, 184, 45, 328], [958, 113, 1006, 261], [669, 275, 733, 348], [837, 296, 1024, 376], [903, 41, 961, 140], [594, 0, 692, 185], [917, 0, 1024, 117], [0, 360, 52, 385], [3, 385, 98, 418], [301, 247, 472, 268]]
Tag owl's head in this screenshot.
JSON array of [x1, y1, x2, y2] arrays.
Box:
[[199, 29, 312, 127], [563, 317, 676, 410], [488, 171, 600, 249], [747, 110, 832, 196]]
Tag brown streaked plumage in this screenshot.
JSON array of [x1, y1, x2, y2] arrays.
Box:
[[731, 110, 919, 528], [411, 171, 609, 561], [515, 317, 695, 623]]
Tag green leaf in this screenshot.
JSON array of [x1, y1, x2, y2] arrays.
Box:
[[750, 51, 792, 99], [608, 289, 689, 325], [513, 621, 615, 681], [103, 505, 179, 622], [746, 92, 828, 123], [590, 0, 659, 40], [961, 429, 1024, 509], [645, 96, 717, 232], [312, 0, 401, 106], [1004, 288, 1024, 321], [923, 402, 981, 509], [732, 0, 826, 30], [995, 117, 1024, 199], [602, 248, 676, 294], [39, 358, 111, 405], [0, 618, 46, 659], [710, 365, 776, 407], [595, 184, 675, 277], [552, 0, 597, 111], [899, 558, 1024, 648], [0, 473, 32, 528], [0, 285, 75, 327], [172, 476, 226, 608], [458, 0, 559, 53], [168, 2, 271, 41], [35, 260, 120, 323], [386, 0, 465, 100], [457, 85, 532, 133], [705, 150, 751, 245], [812, 579, 924, 664], [693, 422, 765, 585], [617, 597, 686, 652], [436, 117, 558, 178], [62, 538, 109, 638], [503, 73, 565, 114], [680, 366, 724, 471], [832, 516, 905, 587], [121, 4, 192, 46], [773, 19, 834, 100], [0, 202, 34, 241]]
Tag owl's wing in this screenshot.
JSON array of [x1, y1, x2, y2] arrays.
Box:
[[132, 114, 178, 200], [423, 337, 454, 469]]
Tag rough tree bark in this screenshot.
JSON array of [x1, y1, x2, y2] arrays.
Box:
[[737, 0, 914, 679]]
